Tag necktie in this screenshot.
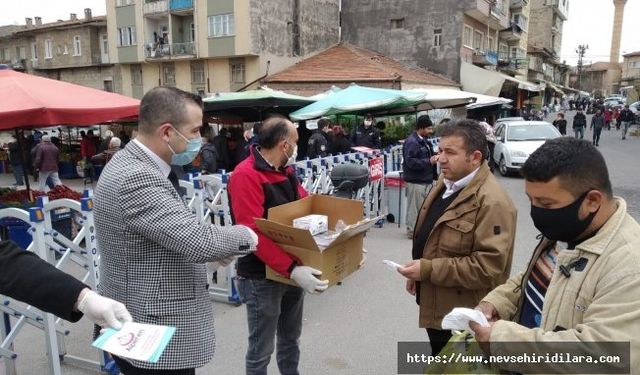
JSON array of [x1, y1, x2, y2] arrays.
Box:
[[168, 170, 181, 194]]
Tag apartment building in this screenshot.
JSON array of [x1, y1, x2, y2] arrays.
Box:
[[0, 9, 117, 92], [341, 0, 543, 109], [621, 51, 640, 102], [526, 0, 571, 105], [107, 0, 340, 98]]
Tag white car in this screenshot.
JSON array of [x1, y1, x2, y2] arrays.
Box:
[[492, 121, 561, 176]]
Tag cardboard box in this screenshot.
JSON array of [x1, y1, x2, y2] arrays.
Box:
[[292, 214, 328, 235], [255, 195, 376, 287]]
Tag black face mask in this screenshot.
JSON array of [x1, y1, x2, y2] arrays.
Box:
[[530, 191, 599, 242]]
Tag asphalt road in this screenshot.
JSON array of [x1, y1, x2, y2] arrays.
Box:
[[1, 113, 638, 374]]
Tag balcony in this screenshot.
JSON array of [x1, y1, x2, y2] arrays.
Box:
[[144, 0, 168, 15], [498, 57, 527, 75], [499, 22, 523, 42], [510, 0, 528, 9], [145, 41, 196, 59], [546, 0, 568, 21], [473, 50, 498, 66], [465, 0, 510, 30], [170, 0, 193, 12]]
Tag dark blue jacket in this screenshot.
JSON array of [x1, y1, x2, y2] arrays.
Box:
[[350, 124, 381, 149], [402, 132, 435, 184]]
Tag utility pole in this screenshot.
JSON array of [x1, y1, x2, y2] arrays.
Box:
[[576, 44, 588, 91]]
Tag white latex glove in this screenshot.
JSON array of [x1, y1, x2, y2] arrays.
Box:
[[77, 289, 133, 330], [290, 266, 329, 294], [243, 226, 259, 247]]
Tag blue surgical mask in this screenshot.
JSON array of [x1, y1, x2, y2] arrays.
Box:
[[168, 127, 202, 165]]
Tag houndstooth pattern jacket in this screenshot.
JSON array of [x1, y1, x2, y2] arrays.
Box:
[[94, 140, 255, 370]]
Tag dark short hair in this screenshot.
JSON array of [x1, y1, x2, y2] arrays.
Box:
[[416, 115, 433, 130], [521, 137, 613, 198], [438, 119, 488, 160], [259, 116, 292, 149], [317, 118, 330, 130], [138, 86, 203, 135]]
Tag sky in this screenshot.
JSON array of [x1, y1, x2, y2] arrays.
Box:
[[560, 0, 640, 66], [1, 0, 639, 67]]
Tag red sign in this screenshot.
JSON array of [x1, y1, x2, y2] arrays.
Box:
[[368, 157, 384, 182]]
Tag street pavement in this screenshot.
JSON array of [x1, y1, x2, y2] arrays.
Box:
[[1, 112, 638, 374]]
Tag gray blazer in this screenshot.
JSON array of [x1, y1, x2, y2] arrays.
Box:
[[94, 140, 255, 370]]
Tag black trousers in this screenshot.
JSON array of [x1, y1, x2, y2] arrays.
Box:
[[113, 356, 195, 375], [426, 328, 452, 356]]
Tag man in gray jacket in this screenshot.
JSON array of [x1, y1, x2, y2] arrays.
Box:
[[94, 87, 258, 374]]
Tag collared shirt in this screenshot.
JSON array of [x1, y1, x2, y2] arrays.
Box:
[[442, 166, 480, 198], [133, 139, 171, 178]]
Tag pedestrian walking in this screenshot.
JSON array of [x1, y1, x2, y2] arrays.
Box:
[[591, 110, 605, 147], [619, 105, 635, 140], [573, 108, 587, 139], [34, 135, 62, 191], [552, 113, 567, 136]]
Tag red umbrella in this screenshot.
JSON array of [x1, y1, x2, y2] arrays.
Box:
[[0, 68, 140, 129]]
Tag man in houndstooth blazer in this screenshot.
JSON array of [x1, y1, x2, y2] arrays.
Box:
[[94, 87, 257, 374]]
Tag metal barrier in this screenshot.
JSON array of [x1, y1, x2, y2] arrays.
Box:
[[0, 191, 117, 375]]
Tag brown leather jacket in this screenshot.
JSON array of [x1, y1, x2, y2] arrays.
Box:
[[415, 162, 517, 328]]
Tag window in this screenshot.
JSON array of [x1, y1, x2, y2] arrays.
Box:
[[118, 27, 137, 46], [632, 61, 640, 69], [230, 60, 245, 83], [44, 39, 53, 59], [73, 35, 81, 56], [390, 18, 404, 29], [16, 46, 26, 60], [190, 23, 195, 42], [510, 46, 520, 58], [499, 43, 508, 59], [433, 28, 442, 47], [0, 48, 8, 62], [63, 45, 69, 55], [31, 42, 37, 60], [512, 13, 528, 31], [102, 34, 108, 53], [191, 60, 205, 83], [487, 36, 494, 51], [463, 25, 473, 48], [116, 0, 134, 6], [473, 30, 484, 51], [163, 63, 175, 85], [130, 64, 143, 85], [208, 14, 234, 37]]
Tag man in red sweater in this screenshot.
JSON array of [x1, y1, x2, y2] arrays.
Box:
[[228, 116, 329, 375]]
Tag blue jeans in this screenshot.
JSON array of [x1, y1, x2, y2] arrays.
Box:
[[621, 121, 631, 139], [11, 164, 24, 185], [574, 127, 584, 139], [237, 278, 304, 375]]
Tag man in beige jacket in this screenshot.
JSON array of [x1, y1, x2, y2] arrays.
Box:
[[471, 137, 640, 374], [399, 119, 517, 356]]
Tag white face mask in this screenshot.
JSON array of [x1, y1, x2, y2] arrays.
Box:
[[284, 141, 298, 167]]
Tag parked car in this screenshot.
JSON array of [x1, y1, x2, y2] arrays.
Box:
[[492, 121, 561, 176], [495, 117, 525, 127], [629, 101, 640, 123]]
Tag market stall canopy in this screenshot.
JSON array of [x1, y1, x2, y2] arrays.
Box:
[[460, 62, 543, 96], [462, 92, 512, 110], [202, 86, 315, 122], [289, 84, 429, 121], [0, 68, 140, 129]]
